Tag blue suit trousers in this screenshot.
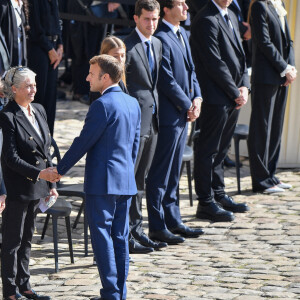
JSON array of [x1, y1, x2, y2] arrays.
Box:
[[86, 194, 131, 300], [146, 124, 188, 232]]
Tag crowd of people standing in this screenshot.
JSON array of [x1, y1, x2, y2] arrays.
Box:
[[0, 0, 298, 300]]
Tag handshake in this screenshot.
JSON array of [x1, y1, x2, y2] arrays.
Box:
[[39, 167, 62, 183]]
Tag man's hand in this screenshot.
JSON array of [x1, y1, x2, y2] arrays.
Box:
[[108, 2, 120, 12], [235, 87, 248, 110], [187, 98, 202, 122], [39, 167, 61, 182], [283, 67, 297, 86], [53, 45, 63, 69], [242, 22, 251, 40], [0, 194, 6, 214]]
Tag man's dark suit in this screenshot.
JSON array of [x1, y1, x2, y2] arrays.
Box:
[[124, 29, 162, 240], [190, 1, 250, 205], [0, 101, 54, 298], [247, 0, 295, 192], [146, 21, 201, 232]]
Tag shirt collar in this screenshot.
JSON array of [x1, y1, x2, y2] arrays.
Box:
[[102, 83, 119, 95], [135, 27, 152, 44], [162, 18, 180, 35], [212, 0, 228, 17], [18, 103, 35, 115]]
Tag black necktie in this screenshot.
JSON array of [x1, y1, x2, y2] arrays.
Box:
[[176, 29, 185, 47], [224, 14, 239, 44]]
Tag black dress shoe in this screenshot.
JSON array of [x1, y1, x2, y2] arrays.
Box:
[[129, 238, 154, 254], [149, 229, 185, 245], [196, 200, 234, 222], [216, 195, 249, 213], [21, 290, 51, 300], [138, 233, 168, 249], [169, 223, 204, 237]]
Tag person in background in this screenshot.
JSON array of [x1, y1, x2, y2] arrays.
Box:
[[124, 0, 168, 254], [27, 0, 63, 136], [191, 0, 250, 223], [0, 66, 59, 300], [146, 0, 203, 244], [247, 0, 297, 194], [90, 35, 128, 104]]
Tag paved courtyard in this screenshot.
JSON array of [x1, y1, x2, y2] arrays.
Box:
[[1, 99, 300, 300]]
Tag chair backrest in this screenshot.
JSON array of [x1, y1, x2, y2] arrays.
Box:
[[50, 137, 62, 188], [51, 137, 62, 165]]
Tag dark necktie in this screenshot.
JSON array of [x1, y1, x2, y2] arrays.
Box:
[[145, 40, 156, 113], [224, 14, 239, 45], [176, 29, 185, 47], [145, 40, 154, 78]]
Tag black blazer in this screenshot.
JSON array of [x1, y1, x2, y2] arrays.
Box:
[[0, 0, 27, 67], [0, 101, 55, 201], [124, 29, 162, 136], [190, 0, 250, 106], [250, 0, 295, 86]]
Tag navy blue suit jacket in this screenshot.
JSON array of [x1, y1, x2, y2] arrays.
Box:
[[57, 86, 141, 196], [155, 22, 201, 126]]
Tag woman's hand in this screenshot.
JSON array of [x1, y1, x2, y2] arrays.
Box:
[[49, 188, 58, 200]]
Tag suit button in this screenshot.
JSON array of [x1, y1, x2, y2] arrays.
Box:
[[29, 136, 33, 140], [44, 159, 47, 162], [36, 161, 40, 165], [32, 150, 36, 153], [48, 133, 51, 137], [190, 89, 193, 93]]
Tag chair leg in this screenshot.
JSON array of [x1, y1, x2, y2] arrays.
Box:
[[65, 216, 74, 264], [186, 161, 193, 207], [83, 198, 88, 257], [52, 216, 59, 272], [41, 214, 50, 240], [73, 201, 84, 229], [234, 136, 241, 194]]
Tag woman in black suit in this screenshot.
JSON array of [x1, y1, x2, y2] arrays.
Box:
[[90, 36, 129, 104], [0, 66, 59, 300], [0, 0, 29, 68], [247, 0, 297, 193]]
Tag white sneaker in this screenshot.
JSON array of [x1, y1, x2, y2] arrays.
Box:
[[264, 186, 285, 193], [277, 182, 292, 189]]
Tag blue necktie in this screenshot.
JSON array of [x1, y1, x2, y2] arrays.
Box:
[[145, 41, 156, 113], [145, 40, 154, 78], [224, 14, 239, 45]]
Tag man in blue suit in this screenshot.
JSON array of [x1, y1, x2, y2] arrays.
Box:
[[55, 55, 141, 300], [146, 0, 203, 244]]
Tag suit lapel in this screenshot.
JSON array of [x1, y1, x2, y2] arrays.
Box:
[[152, 38, 161, 86], [216, 11, 243, 54], [132, 31, 153, 84], [14, 102, 46, 156], [268, 2, 286, 39]]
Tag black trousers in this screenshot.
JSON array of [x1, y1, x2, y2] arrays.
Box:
[[129, 120, 158, 239], [194, 102, 239, 203], [27, 42, 58, 136], [248, 84, 288, 192], [1, 198, 39, 298]]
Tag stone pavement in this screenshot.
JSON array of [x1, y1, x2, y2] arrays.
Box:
[[1, 99, 300, 300]]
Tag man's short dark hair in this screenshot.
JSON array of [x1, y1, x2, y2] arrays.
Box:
[[158, 0, 174, 17], [89, 54, 122, 83], [135, 0, 160, 17]]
